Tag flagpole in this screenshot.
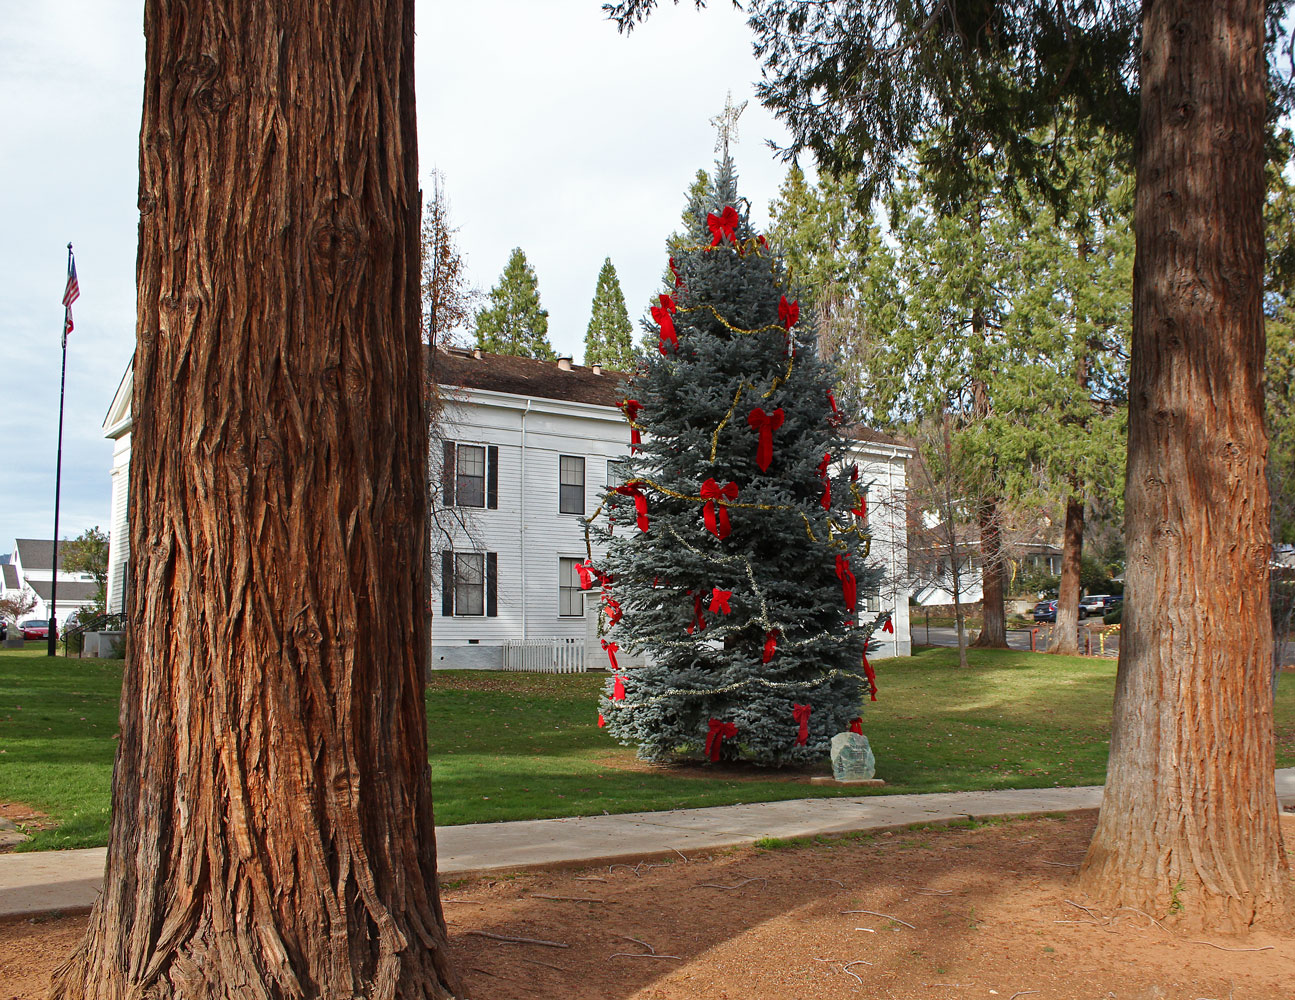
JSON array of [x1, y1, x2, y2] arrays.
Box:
[[48, 243, 72, 657]]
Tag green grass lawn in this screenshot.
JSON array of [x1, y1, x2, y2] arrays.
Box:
[[3, 643, 1293, 851]]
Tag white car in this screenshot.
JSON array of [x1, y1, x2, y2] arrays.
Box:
[[1079, 594, 1111, 617]]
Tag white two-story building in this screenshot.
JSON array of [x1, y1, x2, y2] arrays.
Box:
[[102, 348, 913, 668]]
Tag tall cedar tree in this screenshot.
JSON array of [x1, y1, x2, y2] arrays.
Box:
[[608, 0, 1293, 924], [584, 257, 636, 370], [50, 1, 462, 996], [474, 247, 556, 359], [594, 156, 886, 765], [421, 169, 475, 348]]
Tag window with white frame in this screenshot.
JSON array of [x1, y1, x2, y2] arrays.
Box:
[[441, 442, 497, 509], [606, 458, 629, 489], [558, 557, 584, 617], [559, 455, 585, 514], [454, 553, 485, 616]]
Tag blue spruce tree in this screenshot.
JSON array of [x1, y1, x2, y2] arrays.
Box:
[[588, 157, 890, 766]]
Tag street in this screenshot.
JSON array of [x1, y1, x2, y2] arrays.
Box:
[[914, 621, 1121, 657]]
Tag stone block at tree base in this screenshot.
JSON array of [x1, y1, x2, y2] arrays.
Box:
[[830, 731, 876, 781]]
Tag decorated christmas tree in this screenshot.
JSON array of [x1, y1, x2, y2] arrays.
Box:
[[584, 157, 892, 766]]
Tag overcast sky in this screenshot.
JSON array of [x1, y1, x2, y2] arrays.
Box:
[[0, 0, 805, 546]]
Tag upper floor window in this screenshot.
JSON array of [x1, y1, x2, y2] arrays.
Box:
[[559, 455, 585, 514], [442, 441, 498, 509]]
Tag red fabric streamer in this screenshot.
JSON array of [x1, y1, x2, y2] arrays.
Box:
[[706, 205, 740, 246], [614, 483, 650, 532], [836, 554, 857, 619], [618, 398, 642, 452], [762, 629, 780, 663], [882, 617, 894, 634], [852, 496, 868, 521], [817, 453, 832, 510], [658, 293, 677, 313], [709, 587, 732, 615], [612, 673, 626, 701], [850, 464, 859, 483], [601, 639, 619, 671], [687, 591, 707, 634], [778, 295, 800, 330], [598, 713, 606, 728], [700, 477, 738, 539], [827, 389, 842, 426], [705, 718, 738, 761], [792, 703, 811, 746], [849, 717, 863, 735], [576, 559, 598, 591], [746, 406, 785, 472], [651, 303, 677, 354], [603, 596, 623, 626], [669, 255, 683, 288], [862, 652, 878, 702]]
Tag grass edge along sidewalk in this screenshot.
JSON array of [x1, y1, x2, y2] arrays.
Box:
[[3, 643, 1293, 852]]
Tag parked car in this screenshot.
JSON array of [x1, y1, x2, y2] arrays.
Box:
[[1032, 600, 1058, 623], [0, 621, 6, 640], [19, 619, 54, 640], [1080, 594, 1121, 617]]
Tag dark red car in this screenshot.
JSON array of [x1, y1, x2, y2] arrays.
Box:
[[20, 619, 55, 640]]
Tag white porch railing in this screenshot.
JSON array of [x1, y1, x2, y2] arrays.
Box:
[[502, 637, 587, 673]]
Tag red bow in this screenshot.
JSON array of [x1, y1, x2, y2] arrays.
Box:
[[612, 673, 626, 700], [817, 453, 832, 510], [576, 559, 599, 591], [709, 587, 732, 615], [651, 303, 677, 354], [687, 591, 707, 634], [850, 464, 859, 483], [746, 407, 785, 473], [707, 205, 740, 246], [862, 652, 877, 701], [658, 293, 677, 313], [827, 389, 841, 426], [763, 629, 779, 663], [700, 478, 738, 539], [852, 495, 867, 521], [604, 596, 623, 626], [705, 718, 738, 761], [602, 639, 620, 672], [778, 295, 800, 330], [836, 554, 857, 619], [614, 483, 649, 532], [792, 703, 811, 746], [849, 717, 863, 735], [598, 712, 607, 728], [757, 234, 769, 248], [669, 256, 683, 288], [882, 616, 894, 634], [618, 398, 643, 452]]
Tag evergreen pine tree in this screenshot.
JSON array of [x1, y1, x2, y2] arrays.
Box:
[[590, 155, 888, 767], [474, 247, 556, 359], [584, 258, 635, 370]]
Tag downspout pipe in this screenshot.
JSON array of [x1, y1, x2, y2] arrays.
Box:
[[520, 399, 532, 640]]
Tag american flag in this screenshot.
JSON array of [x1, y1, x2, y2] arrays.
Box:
[[62, 249, 79, 339]]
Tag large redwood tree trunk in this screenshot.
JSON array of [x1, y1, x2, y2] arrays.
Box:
[[1078, 0, 1291, 929], [51, 1, 462, 996], [1049, 495, 1084, 655], [970, 497, 1009, 647]]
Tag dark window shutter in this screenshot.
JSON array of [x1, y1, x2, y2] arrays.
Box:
[[487, 445, 499, 509], [486, 552, 498, 617], [441, 551, 454, 617], [442, 442, 456, 506]]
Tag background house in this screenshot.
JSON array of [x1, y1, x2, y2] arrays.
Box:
[[2, 538, 101, 622]]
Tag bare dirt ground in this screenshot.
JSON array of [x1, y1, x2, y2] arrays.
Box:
[[4, 811, 1294, 1000]]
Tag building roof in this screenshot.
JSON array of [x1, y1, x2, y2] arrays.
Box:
[[842, 425, 911, 451], [2, 564, 17, 590], [13, 539, 65, 571], [430, 348, 631, 408], [28, 579, 100, 603]]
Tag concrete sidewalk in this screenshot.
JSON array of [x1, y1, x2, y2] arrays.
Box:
[[3, 770, 1293, 921]]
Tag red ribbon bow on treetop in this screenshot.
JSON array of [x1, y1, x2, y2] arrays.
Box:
[[849, 717, 863, 735], [882, 616, 894, 634], [651, 303, 677, 355], [792, 703, 812, 746], [601, 638, 620, 672], [707, 205, 740, 246], [687, 591, 707, 634], [827, 389, 842, 426], [699, 478, 739, 539], [817, 453, 832, 510], [778, 295, 800, 330], [746, 406, 785, 473], [618, 398, 643, 452], [836, 554, 857, 619], [763, 629, 780, 663], [669, 255, 683, 288], [614, 482, 650, 532], [709, 587, 732, 615], [862, 651, 878, 701], [705, 718, 738, 761]]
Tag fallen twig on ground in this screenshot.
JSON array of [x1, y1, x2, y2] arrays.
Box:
[[465, 930, 570, 948], [671, 848, 690, 862], [1188, 940, 1274, 953], [694, 877, 767, 890], [814, 877, 846, 887], [1039, 860, 1080, 868], [841, 909, 915, 929], [1008, 991, 1040, 1000], [519, 957, 570, 972], [530, 894, 612, 903]]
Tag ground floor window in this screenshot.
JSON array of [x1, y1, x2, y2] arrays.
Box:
[[558, 557, 584, 616]]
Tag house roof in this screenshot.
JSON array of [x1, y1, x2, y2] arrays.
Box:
[[430, 348, 631, 408], [2, 564, 17, 590], [842, 425, 910, 450], [13, 539, 64, 571], [28, 579, 100, 603]]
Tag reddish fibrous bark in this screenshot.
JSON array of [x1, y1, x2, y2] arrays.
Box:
[[1049, 496, 1084, 656], [1078, 0, 1291, 929], [970, 496, 1009, 648], [50, 1, 462, 996]]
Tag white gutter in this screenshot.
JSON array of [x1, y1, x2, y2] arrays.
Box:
[[519, 399, 532, 639]]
